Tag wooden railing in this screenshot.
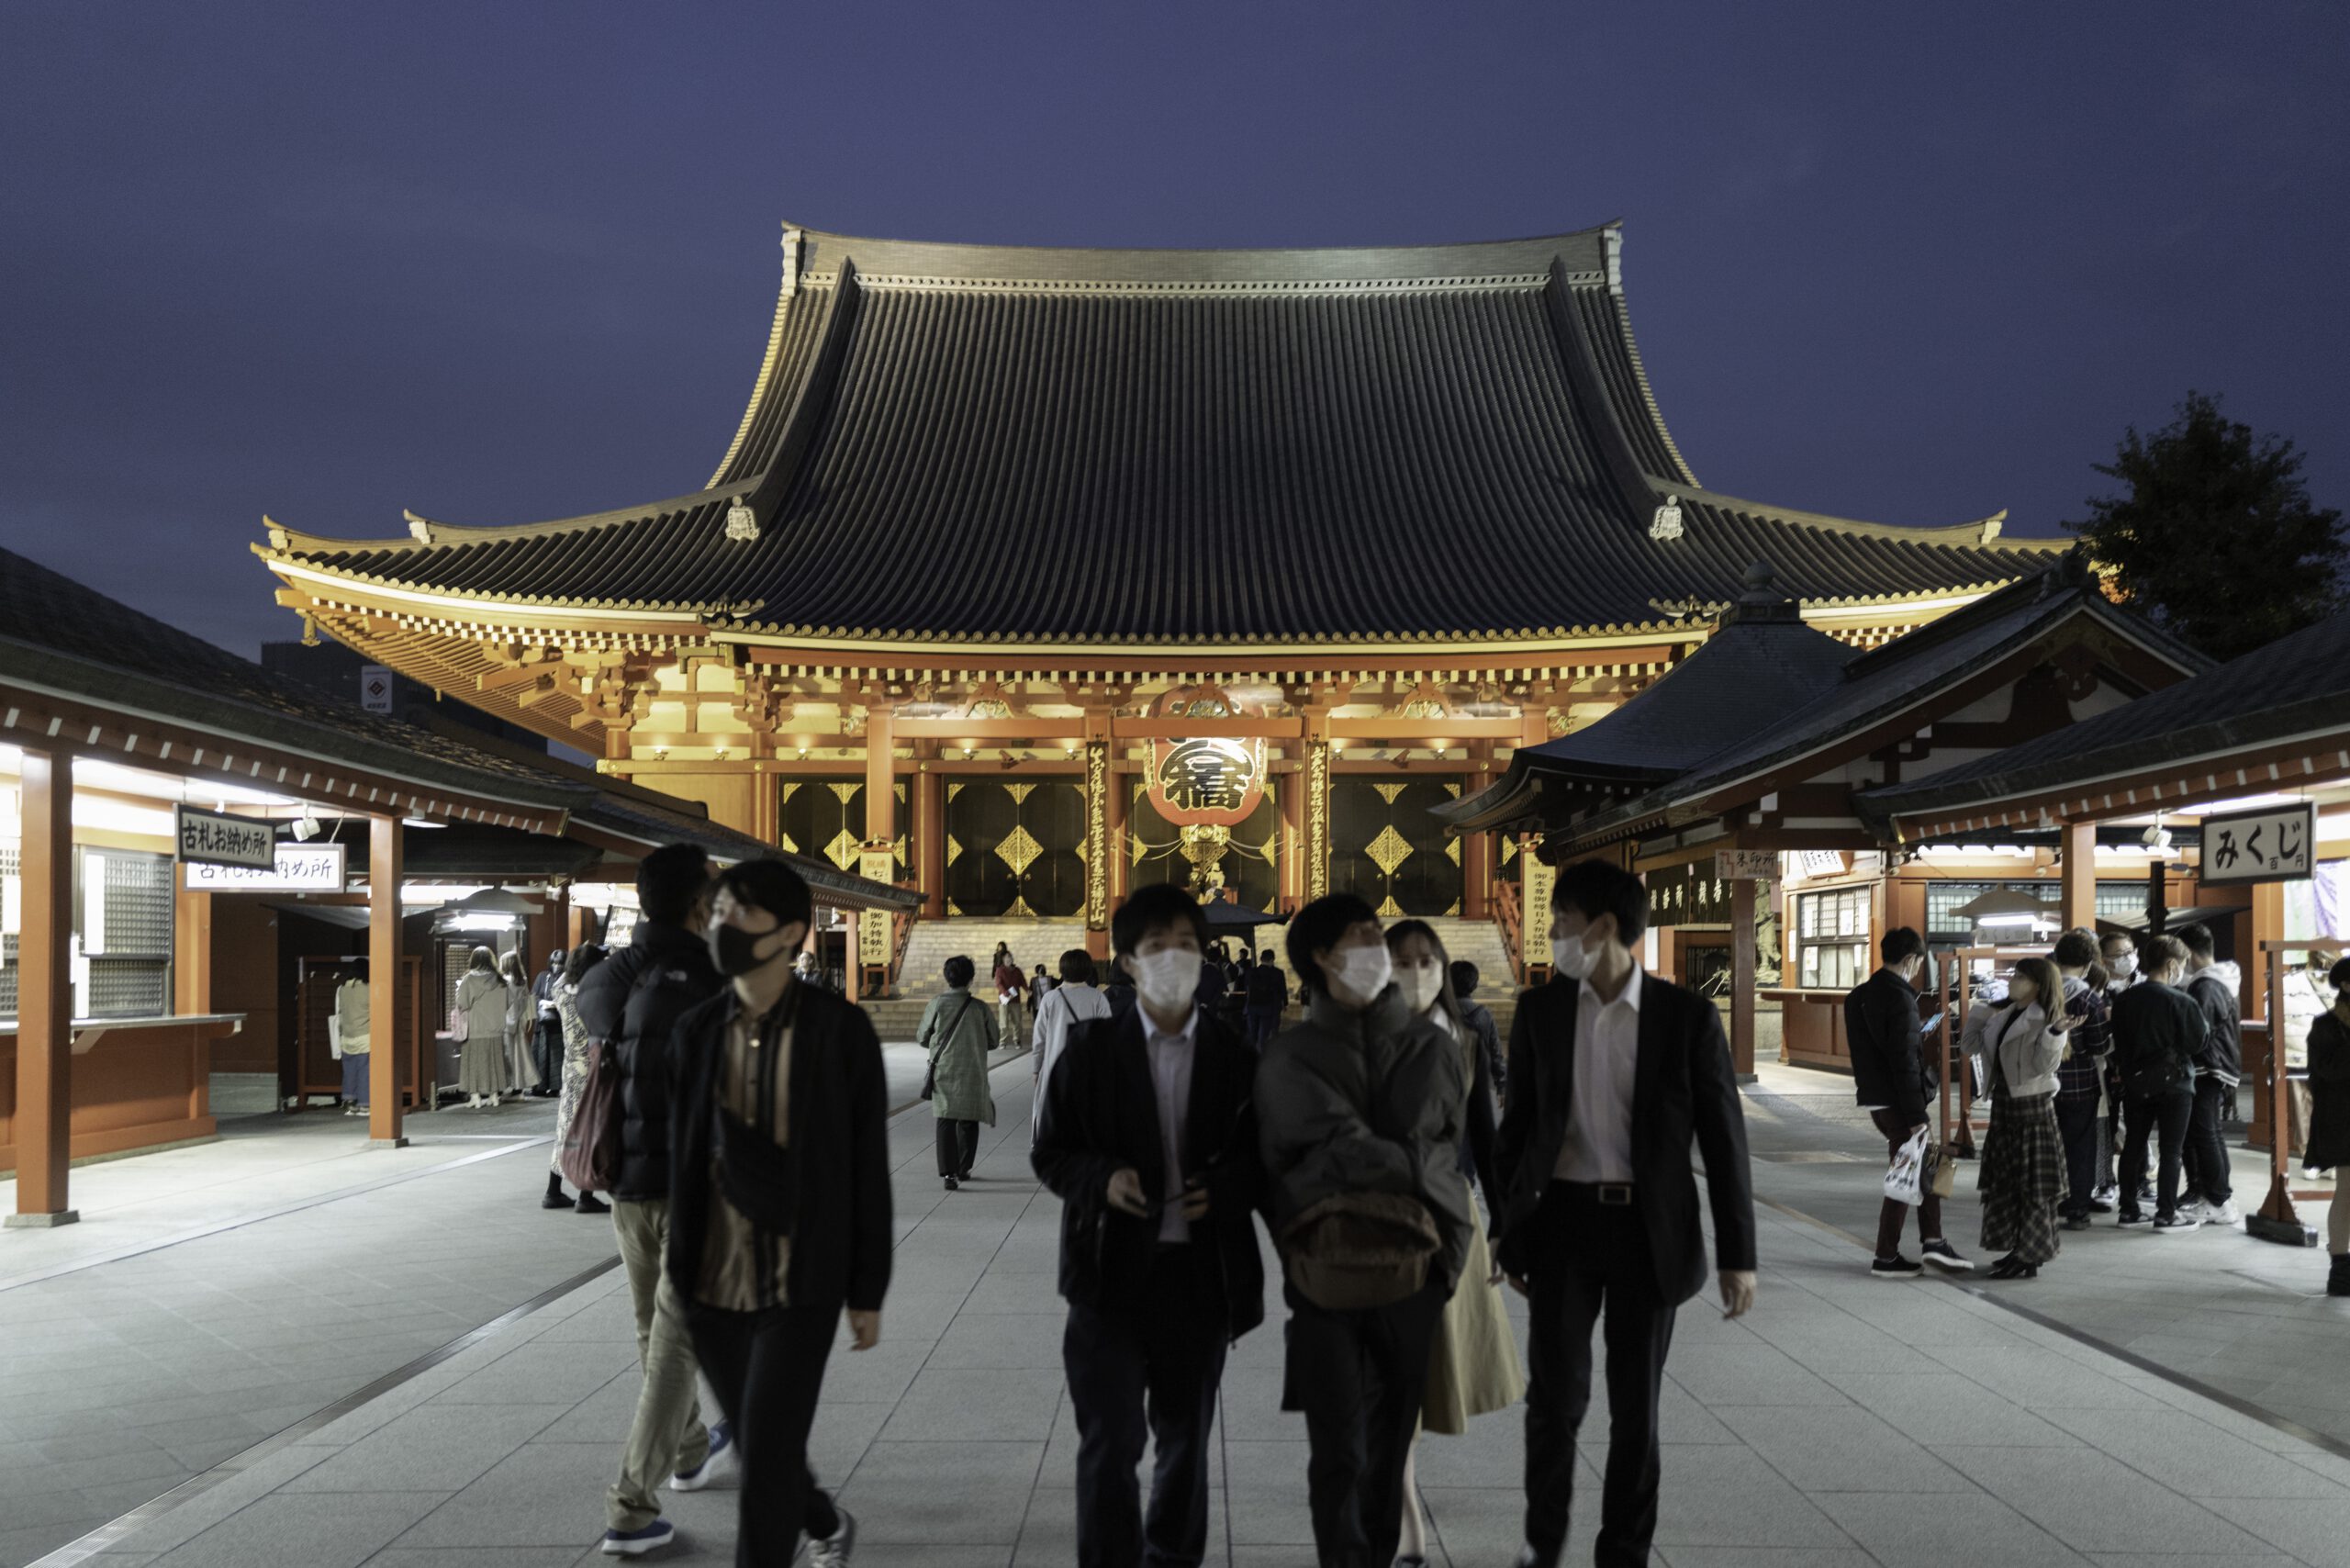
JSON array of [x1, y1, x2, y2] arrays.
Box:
[[1491, 878, 1527, 985], [887, 897, 919, 995]]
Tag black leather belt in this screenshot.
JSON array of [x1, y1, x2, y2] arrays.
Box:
[[1557, 1180, 1636, 1206]]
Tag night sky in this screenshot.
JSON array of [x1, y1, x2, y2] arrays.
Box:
[[4, 2, 2344, 658]]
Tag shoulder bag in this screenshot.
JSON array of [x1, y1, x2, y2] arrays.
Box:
[[922, 993, 977, 1101]]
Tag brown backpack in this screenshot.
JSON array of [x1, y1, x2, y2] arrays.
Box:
[[557, 1038, 624, 1193], [1278, 1191, 1441, 1311]]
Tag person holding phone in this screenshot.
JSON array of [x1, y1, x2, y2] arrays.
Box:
[[1975, 957, 2076, 1279], [1031, 882, 1264, 1568]]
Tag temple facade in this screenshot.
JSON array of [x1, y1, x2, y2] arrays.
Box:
[[256, 220, 2058, 964]]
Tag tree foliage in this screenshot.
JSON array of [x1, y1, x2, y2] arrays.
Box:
[[2065, 391, 2344, 661]]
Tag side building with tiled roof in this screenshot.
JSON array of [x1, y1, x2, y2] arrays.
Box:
[[255, 219, 2064, 948]]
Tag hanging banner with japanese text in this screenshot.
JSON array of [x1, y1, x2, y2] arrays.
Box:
[[2199, 802, 2316, 887], [184, 842, 347, 891], [173, 804, 275, 869]]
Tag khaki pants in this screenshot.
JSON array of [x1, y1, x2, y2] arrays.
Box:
[[998, 995, 1024, 1049], [608, 1198, 712, 1531]]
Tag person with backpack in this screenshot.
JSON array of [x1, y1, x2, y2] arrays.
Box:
[[1257, 892, 1470, 1568], [1031, 884, 1264, 1568], [2176, 923, 2245, 1227], [2109, 935, 2210, 1235], [922, 956, 1002, 1190], [577, 846, 730, 1558], [1030, 947, 1110, 1144]]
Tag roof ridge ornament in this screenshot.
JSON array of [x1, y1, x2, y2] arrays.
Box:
[[1603, 226, 1625, 297], [1648, 492, 1684, 541], [724, 498, 761, 542], [780, 225, 803, 301]]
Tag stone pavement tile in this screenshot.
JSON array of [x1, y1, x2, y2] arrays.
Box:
[[1660, 1342, 1851, 1406], [2037, 1406, 2346, 1499], [1922, 1344, 2167, 1411], [1227, 1551, 1332, 1568], [2200, 1495, 2350, 1565], [1224, 1474, 1316, 1547], [364, 1551, 590, 1567], [1661, 1550, 1877, 1567], [279, 1402, 571, 1493], [834, 1439, 1045, 1544], [1817, 1371, 2075, 1445], [148, 1492, 445, 1568], [1814, 1491, 2092, 1567], [814, 1336, 937, 1406], [807, 1400, 891, 1484], [1651, 1444, 1855, 1548], [532, 1365, 645, 1443], [1930, 1445, 2277, 1558], [386, 1445, 642, 1549], [928, 1311, 1068, 1368], [872, 1289, 971, 1341], [2080, 1558, 2304, 1568], [1714, 1403, 1975, 1493], [1411, 1409, 1552, 1490], [1418, 1485, 1618, 1565], [431, 1346, 633, 1407]]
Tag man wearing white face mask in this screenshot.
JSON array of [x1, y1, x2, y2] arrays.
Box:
[[1257, 894, 1471, 1568], [1494, 859, 1756, 1568], [1032, 884, 1264, 1568]]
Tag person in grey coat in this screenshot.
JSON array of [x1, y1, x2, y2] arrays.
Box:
[[1257, 891, 1469, 1568], [921, 955, 1001, 1190]]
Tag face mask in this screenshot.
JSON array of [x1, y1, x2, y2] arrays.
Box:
[[709, 922, 782, 978], [2110, 955, 2137, 980], [1327, 944, 1393, 1006], [1551, 931, 1595, 980], [1133, 948, 1199, 1014], [1394, 961, 1444, 1016]]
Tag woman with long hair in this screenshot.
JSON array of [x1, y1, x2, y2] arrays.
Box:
[[548, 942, 610, 1214], [498, 949, 537, 1101], [1973, 957, 2075, 1279], [1384, 918, 1524, 1566], [454, 946, 513, 1109]]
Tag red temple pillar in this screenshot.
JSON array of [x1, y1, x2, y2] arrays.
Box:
[[9, 745, 76, 1226]]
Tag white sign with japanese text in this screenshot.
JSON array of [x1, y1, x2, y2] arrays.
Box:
[[184, 842, 348, 892], [174, 804, 276, 869], [2199, 802, 2317, 887], [360, 664, 396, 714]]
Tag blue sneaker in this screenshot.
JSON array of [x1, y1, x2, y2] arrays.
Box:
[[601, 1519, 676, 1556], [670, 1420, 733, 1492]]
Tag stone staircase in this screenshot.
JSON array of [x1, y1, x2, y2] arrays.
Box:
[[867, 916, 1091, 1042], [1413, 916, 1524, 1042]]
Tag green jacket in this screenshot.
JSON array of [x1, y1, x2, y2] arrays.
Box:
[[921, 987, 1000, 1125]]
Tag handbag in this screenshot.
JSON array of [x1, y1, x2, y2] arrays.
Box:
[[1883, 1126, 1930, 1207], [445, 1003, 468, 1043], [557, 1039, 625, 1193], [922, 994, 978, 1101]]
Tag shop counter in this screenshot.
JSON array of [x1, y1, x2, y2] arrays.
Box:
[[0, 1014, 244, 1171]]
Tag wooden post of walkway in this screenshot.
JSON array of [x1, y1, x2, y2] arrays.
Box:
[[8, 745, 77, 1227], [1729, 874, 1759, 1081], [367, 814, 407, 1148], [2058, 820, 2097, 932]]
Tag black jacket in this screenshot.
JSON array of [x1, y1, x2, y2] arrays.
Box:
[[1031, 1006, 1267, 1342], [1492, 972, 1756, 1307], [1245, 964, 1290, 1010], [665, 981, 893, 1313], [576, 922, 723, 1202], [2109, 980, 2208, 1098], [1844, 968, 1930, 1126]]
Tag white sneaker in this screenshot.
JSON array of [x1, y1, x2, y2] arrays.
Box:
[[2202, 1199, 2243, 1226], [807, 1504, 856, 1567]]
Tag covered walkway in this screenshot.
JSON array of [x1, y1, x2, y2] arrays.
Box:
[[8, 1054, 2350, 1567]]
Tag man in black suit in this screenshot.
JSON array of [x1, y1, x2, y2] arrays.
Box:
[[1033, 882, 1264, 1568], [1494, 859, 1757, 1568]]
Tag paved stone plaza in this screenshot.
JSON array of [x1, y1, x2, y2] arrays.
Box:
[[6, 1051, 2350, 1568]]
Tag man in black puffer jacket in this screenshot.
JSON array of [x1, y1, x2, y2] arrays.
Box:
[[576, 843, 727, 1555]]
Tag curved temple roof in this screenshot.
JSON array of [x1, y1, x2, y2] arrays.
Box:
[[261, 222, 2058, 649]]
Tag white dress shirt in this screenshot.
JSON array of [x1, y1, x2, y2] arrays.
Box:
[[1554, 965, 1643, 1183], [1143, 1006, 1199, 1243]]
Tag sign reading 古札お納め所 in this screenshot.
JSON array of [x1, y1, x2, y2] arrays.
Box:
[[173, 804, 276, 869], [2198, 802, 2317, 887], [183, 842, 347, 892]]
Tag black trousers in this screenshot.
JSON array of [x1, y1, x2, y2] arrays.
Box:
[[2121, 1088, 2195, 1221], [1523, 1182, 1679, 1568], [686, 1298, 842, 1568], [532, 1014, 564, 1091], [2055, 1094, 2103, 1219], [935, 1117, 979, 1178], [1284, 1272, 1444, 1568], [2186, 1077, 2233, 1204], [1064, 1245, 1227, 1568]]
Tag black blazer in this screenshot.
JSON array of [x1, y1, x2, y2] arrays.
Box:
[[1031, 1005, 1266, 1342], [1492, 971, 1756, 1306], [665, 982, 893, 1313]]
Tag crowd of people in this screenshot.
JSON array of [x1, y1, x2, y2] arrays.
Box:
[[497, 845, 1759, 1568], [1846, 921, 2350, 1294]]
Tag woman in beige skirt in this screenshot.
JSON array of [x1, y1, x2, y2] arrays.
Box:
[[1386, 920, 1527, 1566]]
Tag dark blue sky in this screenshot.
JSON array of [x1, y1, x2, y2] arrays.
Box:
[[4, 2, 2344, 656]]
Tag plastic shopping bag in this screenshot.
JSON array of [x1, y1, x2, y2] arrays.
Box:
[[1883, 1126, 1930, 1207]]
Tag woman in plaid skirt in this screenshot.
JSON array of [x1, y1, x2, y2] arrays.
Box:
[[1975, 957, 2076, 1280]]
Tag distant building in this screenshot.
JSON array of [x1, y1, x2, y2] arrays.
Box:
[[262, 640, 546, 753]]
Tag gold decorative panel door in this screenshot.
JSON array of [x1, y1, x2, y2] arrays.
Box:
[[776, 780, 909, 880], [944, 780, 1086, 916], [1328, 778, 1464, 916]]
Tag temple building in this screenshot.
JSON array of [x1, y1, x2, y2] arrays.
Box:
[[255, 220, 2059, 979]]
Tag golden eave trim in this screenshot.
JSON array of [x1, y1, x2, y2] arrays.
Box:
[[267, 559, 716, 628]]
